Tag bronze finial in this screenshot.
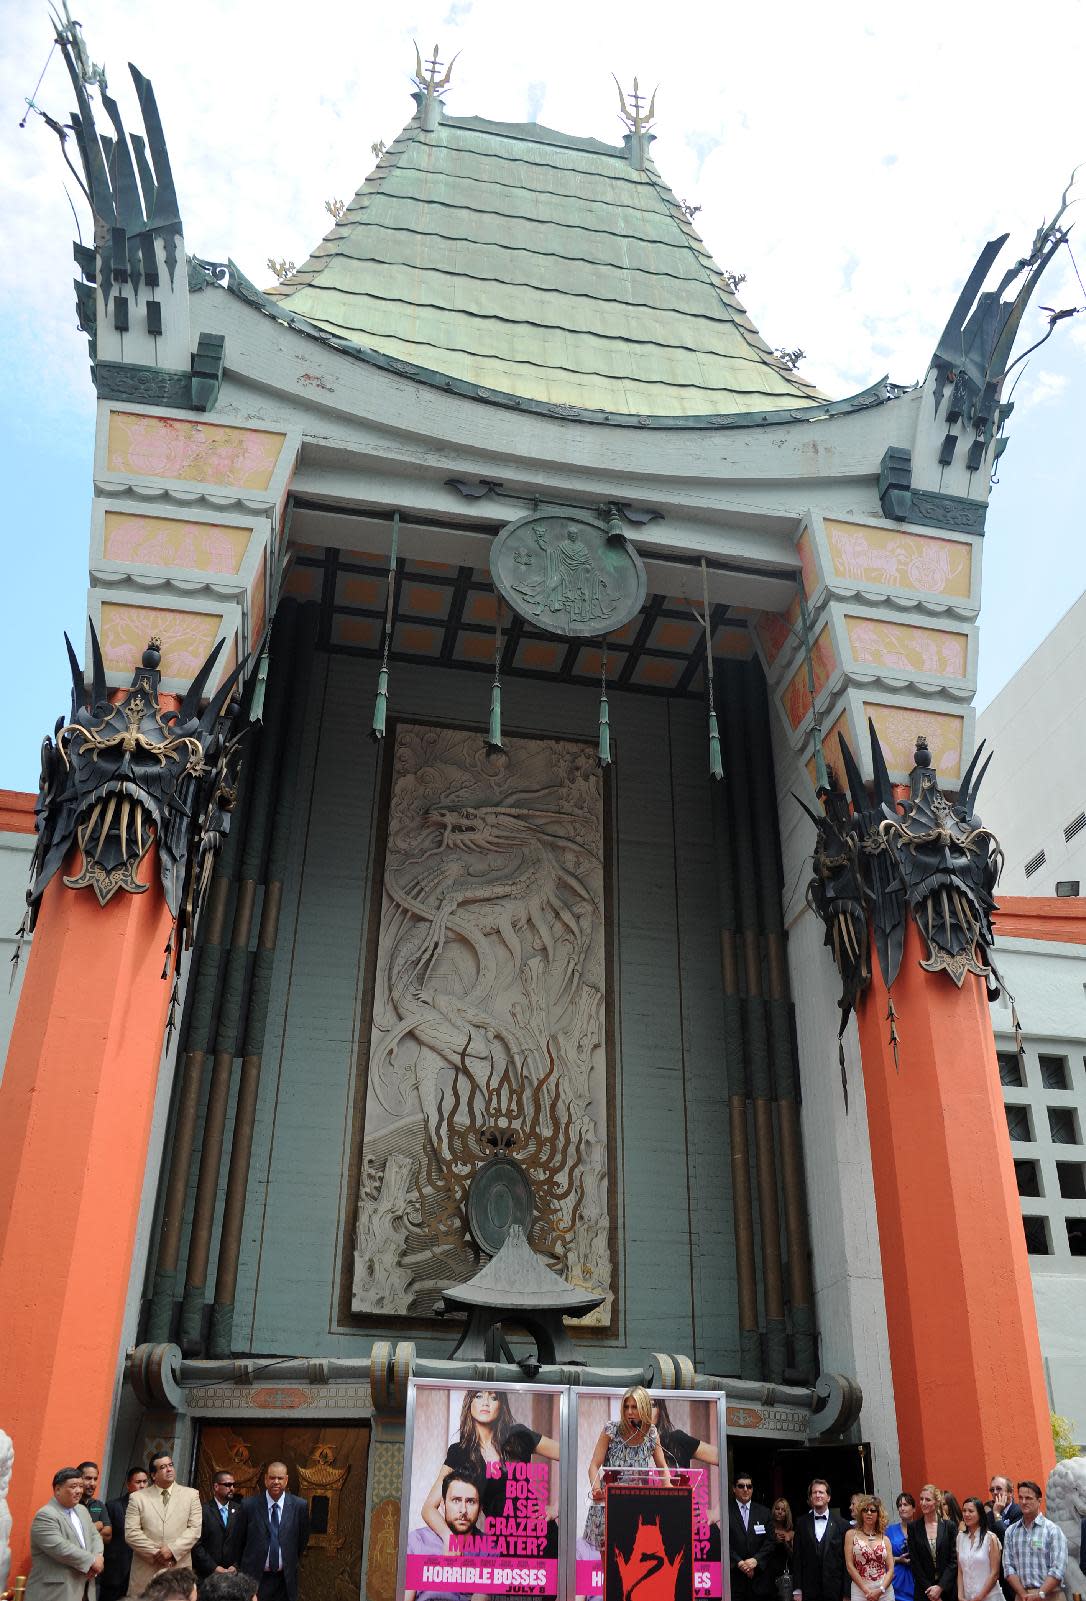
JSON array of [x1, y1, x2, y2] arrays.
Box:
[[413, 41, 459, 97], [613, 74, 657, 135]]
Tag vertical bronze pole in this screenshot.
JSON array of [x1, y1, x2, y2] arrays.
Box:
[[722, 659, 786, 1381], [210, 603, 316, 1355], [178, 605, 295, 1353], [711, 724, 762, 1380], [744, 659, 816, 1378]]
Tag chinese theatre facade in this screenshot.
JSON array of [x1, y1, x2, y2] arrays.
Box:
[[0, 22, 1062, 1599]]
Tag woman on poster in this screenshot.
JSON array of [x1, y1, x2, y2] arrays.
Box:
[[651, 1397, 720, 1472], [422, 1389, 560, 1548], [582, 1386, 673, 1553]]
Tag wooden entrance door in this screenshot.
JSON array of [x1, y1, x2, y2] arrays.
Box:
[[196, 1420, 370, 1601]]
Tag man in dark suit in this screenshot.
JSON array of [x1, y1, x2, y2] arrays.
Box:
[[987, 1476, 1023, 1537], [99, 1465, 148, 1601], [792, 1479, 848, 1601], [729, 1472, 775, 1601], [236, 1461, 309, 1601], [193, 1469, 243, 1580]]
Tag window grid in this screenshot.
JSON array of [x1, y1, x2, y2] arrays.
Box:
[[995, 1033, 1086, 1266]]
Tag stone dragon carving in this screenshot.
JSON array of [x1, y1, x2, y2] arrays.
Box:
[[1045, 1456, 1086, 1600]]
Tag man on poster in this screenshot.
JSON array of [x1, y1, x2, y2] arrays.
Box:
[[405, 1472, 484, 1601]]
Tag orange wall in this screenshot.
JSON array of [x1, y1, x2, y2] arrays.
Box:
[[0, 789, 35, 834], [0, 853, 173, 1571], [856, 920, 1054, 1494], [994, 896, 1086, 945]]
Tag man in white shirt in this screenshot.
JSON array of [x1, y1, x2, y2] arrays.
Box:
[[26, 1466, 104, 1599]]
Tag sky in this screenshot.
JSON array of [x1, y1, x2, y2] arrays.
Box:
[[1, 0, 1084, 792]]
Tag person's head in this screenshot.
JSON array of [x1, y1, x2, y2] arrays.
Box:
[[943, 1494, 963, 1527], [458, 1389, 516, 1455], [988, 1475, 1012, 1503], [264, 1463, 289, 1501], [734, 1473, 754, 1506], [850, 1493, 861, 1518], [918, 1485, 944, 1521], [896, 1492, 916, 1525], [651, 1397, 675, 1438], [140, 1570, 197, 1601], [52, 1468, 84, 1508], [857, 1496, 887, 1534], [772, 1498, 794, 1531], [1017, 1482, 1043, 1521], [126, 1466, 149, 1493], [199, 1575, 259, 1601], [77, 1461, 99, 1498], [961, 1498, 987, 1542], [149, 1452, 176, 1488], [440, 1472, 482, 1536], [809, 1479, 831, 1512], [213, 1470, 236, 1504], [620, 1387, 653, 1433]]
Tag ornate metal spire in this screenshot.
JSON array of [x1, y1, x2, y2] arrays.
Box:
[[613, 74, 657, 135], [412, 41, 459, 130]]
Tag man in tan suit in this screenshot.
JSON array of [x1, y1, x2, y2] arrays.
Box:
[[26, 1466, 104, 1598], [124, 1454, 200, 1597]]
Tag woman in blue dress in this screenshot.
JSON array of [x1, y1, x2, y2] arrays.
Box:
[[887, 1492, 916, 1601]]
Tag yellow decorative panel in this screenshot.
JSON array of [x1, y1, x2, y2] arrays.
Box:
[[99, 603, 222, 680], [103, 512, 252, 574], [249, 549, 267, 647], [863, 702, 964, 780], [106, 413, 286, 490], [797, 527, 819, 597], [756, 595, 800, 667], [824, 519, 971, 597], [845, 616, 968, 678], [782, 626, 835, 730], [806, 709, 851, 790]]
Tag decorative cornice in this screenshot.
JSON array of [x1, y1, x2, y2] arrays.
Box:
[[878, 447, 987, 534]]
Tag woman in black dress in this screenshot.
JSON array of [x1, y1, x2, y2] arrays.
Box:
[[422, 1388, 560, 1546], [651, 1397, 720, 1471]]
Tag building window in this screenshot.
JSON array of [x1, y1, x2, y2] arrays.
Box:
[[1023, 1215, 1051, 1255], [997, 1051, 1025, 1087], [1048, 1107, 1081, 1145], [1015, 1159, 1043, 1197], [1064, 811, 1086, 843], [1066, 1219, 1086, 1257], [1057, 1162, 1086, 1200], [1006, 1105, 1034, 1142], [1039, 1054, 1071, 1091], [1024, 849, 1046, 878]]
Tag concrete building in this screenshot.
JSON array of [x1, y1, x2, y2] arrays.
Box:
[[0, 20, 1071, 1597]]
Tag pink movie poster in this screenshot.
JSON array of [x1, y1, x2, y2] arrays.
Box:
[[573, 1388, 725, 1599], [401, 1378, 565, 1599]]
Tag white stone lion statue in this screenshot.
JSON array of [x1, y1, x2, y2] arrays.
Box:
[[1046, 1456, 1086, 1598]]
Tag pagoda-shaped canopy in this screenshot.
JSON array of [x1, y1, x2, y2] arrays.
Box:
[[270, 96, 823, 419], [437, 1224, 603, 1363]]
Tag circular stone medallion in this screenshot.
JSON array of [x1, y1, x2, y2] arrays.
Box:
[[490, 513, 647, 639], [466, 1156, 535, 1256]]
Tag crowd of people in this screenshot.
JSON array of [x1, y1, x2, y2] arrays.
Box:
[[22, 1454, 308, 1601], [730, 1473, 1072, 1601]]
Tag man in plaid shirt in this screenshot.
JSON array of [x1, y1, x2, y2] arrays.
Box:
[[1003, 1481, 1068, 1601]]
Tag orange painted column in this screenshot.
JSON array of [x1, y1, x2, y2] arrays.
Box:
[[0, 851, 173, 1570], [856, 918, 1054, 1495]]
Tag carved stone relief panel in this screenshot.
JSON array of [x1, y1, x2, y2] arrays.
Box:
[[352, 722, 611, 1321]]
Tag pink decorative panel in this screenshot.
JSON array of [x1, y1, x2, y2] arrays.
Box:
[[845, 616, 968, 678], [99, 603, 222, 680], [797, 527, 819, 597], [106, 413, 286, 490], [863, 702, 964, 780], [249, 549, 267, 648], [103, 512, 252, 574], [824, 520, 971, 597], [781, 626, 835, 730]]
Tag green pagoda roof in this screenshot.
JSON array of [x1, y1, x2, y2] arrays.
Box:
[[268, 98, 823, 419]]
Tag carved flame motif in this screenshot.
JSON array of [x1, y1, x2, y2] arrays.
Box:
[[421, 1039, 584, 1261]]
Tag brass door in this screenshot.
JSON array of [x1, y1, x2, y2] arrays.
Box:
[[196, 1420, 370, 1601]]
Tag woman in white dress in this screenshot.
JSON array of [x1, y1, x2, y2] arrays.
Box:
[[956, 1497, 1001, 1601]]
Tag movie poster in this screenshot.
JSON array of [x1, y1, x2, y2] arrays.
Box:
[[571, 1388, 726, 1600], [399, 1378, 566, 1599], [605, 1483, 695, 1601]]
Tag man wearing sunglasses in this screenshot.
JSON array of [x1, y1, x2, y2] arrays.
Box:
[[731, 1474, 775, 1601]]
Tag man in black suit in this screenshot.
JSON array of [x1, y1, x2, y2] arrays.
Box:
[[193, 1469, 243, 1580], [99, 1465, 148, 1601], [235, 1462, 309, 1601], [792, 1479, 848, 1601], [729, 1472, 775, 1601], [986, 1476, 1024, 1537]]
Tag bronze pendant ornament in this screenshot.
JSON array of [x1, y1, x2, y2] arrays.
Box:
[[27, 623, 245, 957], [490, 512, 647, 638]]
